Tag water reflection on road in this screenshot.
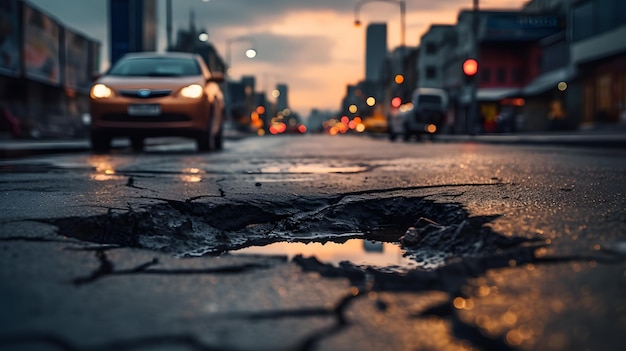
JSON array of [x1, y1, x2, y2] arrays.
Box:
[[231, 239, 419, 270]]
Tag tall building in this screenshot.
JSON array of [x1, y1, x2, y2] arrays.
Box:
[[366, 23, 387, 82], [275, 83, 288, 112], [109, 0, 157, 65]]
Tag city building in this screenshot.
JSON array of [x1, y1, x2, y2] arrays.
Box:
[[227, 76, 257, 132], [274, 84, 288, 112], [380, 46, 418, 123], [0, 0, 100, 139], [418, 25, 454, 89], [341, 23, 416, 130], [109, 0, 156, 65], [366, 23, 388, 83], [167, 12, 226, 75], [339, 0, 625, 133], [306, 109, 334, 133], [440, 0, 625, 133], [438, 9, 565, 133], [568, 0, 626, 127]]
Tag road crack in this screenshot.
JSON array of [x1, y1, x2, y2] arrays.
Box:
[[72, 250, 278, 286]]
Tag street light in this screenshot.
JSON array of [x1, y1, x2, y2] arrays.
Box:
[[225, 36, 257, 69], [354, 0, 406, 48]]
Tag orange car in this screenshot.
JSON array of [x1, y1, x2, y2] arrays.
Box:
[[89, 52, 225, 152]]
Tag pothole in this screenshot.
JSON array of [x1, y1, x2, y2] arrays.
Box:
[[43, 196, 540, 272]]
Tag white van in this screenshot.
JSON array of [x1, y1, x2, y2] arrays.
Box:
[[388, 88, 448, 141]]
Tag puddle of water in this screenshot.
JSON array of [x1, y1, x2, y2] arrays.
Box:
[[253, 177, 318, 183], [258, 164, 368, 174], [231, 239, 419, 270], [603, 241, 626, 256]]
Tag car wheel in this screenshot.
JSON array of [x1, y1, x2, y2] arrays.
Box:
[[90, 131, 111, 153], [213, 123, 224, 150], [196, 117, 216, 152], [130, 136, 144, 152], [196, 129, 212, 152]]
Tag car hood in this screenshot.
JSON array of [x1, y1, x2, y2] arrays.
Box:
[[96, 75, 205, 91]]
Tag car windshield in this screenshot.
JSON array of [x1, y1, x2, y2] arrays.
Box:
[[108, 57, 201, 77]]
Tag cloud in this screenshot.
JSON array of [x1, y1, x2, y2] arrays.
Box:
[[248, 32, 334, 65], [173, 0, 359, 28]]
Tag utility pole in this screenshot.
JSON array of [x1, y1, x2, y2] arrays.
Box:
[[467, 0, 479, 134]]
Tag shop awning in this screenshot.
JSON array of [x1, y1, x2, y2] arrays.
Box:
[[477, 88, 521, 101], [522, 66, 577, 96], [461, 88, 521, 103]]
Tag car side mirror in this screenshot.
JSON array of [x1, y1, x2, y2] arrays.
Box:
[[207, 72, 225, 83]]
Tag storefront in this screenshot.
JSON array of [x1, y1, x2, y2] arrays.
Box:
[[579, 54, 626, 126]]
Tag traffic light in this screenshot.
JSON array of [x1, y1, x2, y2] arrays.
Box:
[[391, 97, 402, 109], [462, 58, 478, 77]]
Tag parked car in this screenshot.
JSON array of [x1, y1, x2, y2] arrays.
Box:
[[388, 88, 448, 141], [89, 52, 225, 152]]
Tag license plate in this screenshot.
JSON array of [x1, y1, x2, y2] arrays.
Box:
[[128, 104, 161, 116]]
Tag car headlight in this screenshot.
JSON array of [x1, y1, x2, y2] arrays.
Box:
[[180, 84, 204, 99], [90, 84, 112, 99]]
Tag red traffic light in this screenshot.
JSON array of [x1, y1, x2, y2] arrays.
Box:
[[462, 58, 478, 76], [391, 97, 402, 108]]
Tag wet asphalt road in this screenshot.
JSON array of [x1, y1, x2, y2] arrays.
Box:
[[0, 134, 625, 351]]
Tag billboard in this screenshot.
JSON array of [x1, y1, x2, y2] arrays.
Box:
[[484, 13, 565, 42], [0, 0, 21, 76], [64, 29, 90, 91], [23, 4, 60, 85]]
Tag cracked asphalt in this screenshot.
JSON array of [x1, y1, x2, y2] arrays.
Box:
[[0, 135, 625, 351]]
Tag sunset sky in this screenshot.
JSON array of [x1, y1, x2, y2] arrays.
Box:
[[27, 0, 530, 117]]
